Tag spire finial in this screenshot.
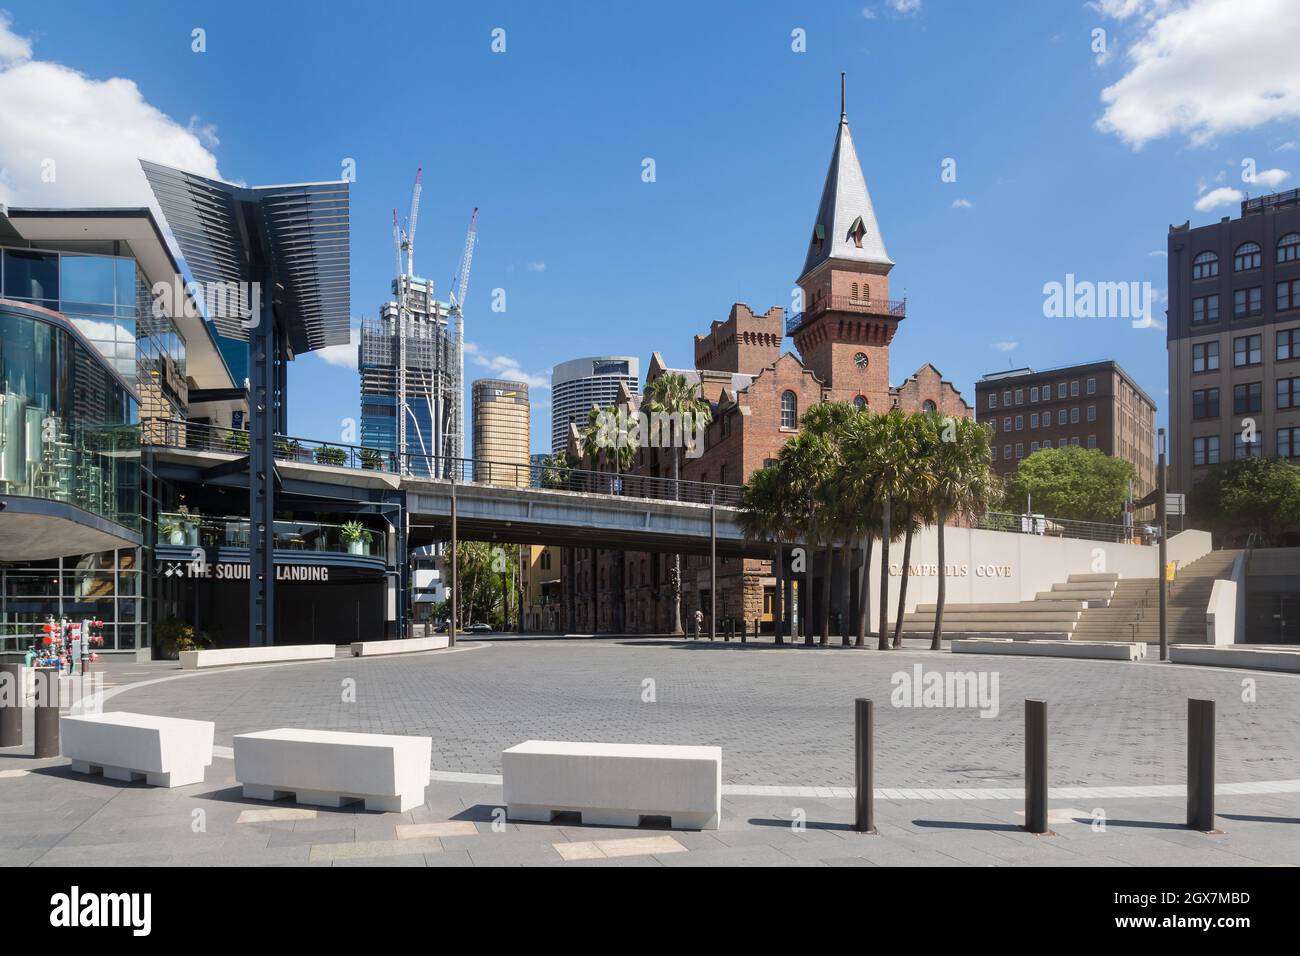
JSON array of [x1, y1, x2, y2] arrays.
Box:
[[840, 72, 846, 120]]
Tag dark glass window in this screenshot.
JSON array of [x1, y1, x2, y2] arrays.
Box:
[[1234, 433, 1262, 459], [780, 390, 797, 429], [1233, 382, 1262, 414], [1279, 427, 1298, 459], [3, 250, 59, 305], [1279, 377, 1299, 409], [1277, 279, 1300, 312], [1278, 328, 1300, 361], [1192, 341, 1219, 372], [1192, 295, 1219, 324], [1192, 388, 1220, 419]]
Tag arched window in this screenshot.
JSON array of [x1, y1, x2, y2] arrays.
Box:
[[922, 399, 937, 412], [851, 282, 859, 300], [780, 391, 798, 429], [1279, 233, 1300, 263], [1192, 251, 1219, 280], [1234, 242, 1261, 272], [862, 284, 870, 302], [853, 395, 867, 410]]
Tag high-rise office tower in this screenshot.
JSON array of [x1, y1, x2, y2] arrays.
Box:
[[550, 356, 640, 454], [472, 378, 530, 486]]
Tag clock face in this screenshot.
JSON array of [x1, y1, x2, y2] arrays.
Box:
[[854, 351, 869, 369]]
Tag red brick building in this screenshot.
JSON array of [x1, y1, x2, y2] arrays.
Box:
[[560, 97, 970, 633]]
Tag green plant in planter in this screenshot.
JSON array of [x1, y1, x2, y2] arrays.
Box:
[[314, 445, 347, 466], [340, 520, 375, 554], [275, 438, 304, 460], [154, 617, 212, 659], [225, 429, 250, 452], [359, 447, 384, 470]]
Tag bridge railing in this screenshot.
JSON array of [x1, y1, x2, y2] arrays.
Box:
[[140, 419, 743, 507]]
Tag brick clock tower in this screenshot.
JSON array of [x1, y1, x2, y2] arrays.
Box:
[[791, 79, 903, 410]]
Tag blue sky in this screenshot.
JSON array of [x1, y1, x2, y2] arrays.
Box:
[[2, 0, 1298, 451]]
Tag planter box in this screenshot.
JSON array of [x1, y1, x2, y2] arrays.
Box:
[[179, 644, 335, 669], [350, 636, 449, 657]]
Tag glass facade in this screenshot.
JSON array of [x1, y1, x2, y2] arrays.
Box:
[[0, 548, 142, 653], [0, 246, 187, 422], [0, 305, 140, 528]]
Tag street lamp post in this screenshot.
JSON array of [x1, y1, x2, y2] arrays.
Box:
[[1158, 428, 1168, 662]]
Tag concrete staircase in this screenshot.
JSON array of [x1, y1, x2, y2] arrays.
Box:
[[1071, 549, 1240, 645], [902, 572, 1119, 640]]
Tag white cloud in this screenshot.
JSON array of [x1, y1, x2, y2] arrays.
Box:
[[0, 14, 223, 210], [888, 0, 921, 13], [314, 326, 360, 369], [861, 7, 878, 19], [1193, 186, 1243, 211], [1149, 249, 1168, 257], [1278, 141, 1298, 151], [464, 342, 550, 390], [1253, 167, 1290, 188], [526, 261, 546, 272], [991, 340, 1018, 352], [951, 198, 974, 209], [1096, 0, 1300, 149]]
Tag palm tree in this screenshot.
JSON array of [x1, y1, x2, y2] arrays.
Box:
[[929, 417, 998, 650], [797, 402, 859, 646], [578, 404, 637, 631], [849, 411, 914, 650], [839, 412, 888, 648], [641, 373, 712, 635], [773, 428, 839, 646], [738, 464, 789, 644], [891, 413, 939, 646]]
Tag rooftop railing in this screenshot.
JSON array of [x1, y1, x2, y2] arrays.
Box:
[[785, 295, 907, 334], [972, 510, 1153, 545], [141, 419, 744, 507]]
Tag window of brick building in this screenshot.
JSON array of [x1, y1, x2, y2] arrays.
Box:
[[1234, 241, 1262, 272], [1192, 251, 1219, 280], [780, 390, 797, 429], [1279, 233, 1300, 264]]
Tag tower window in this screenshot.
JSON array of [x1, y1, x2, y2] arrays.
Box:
[[853, 395, 867, 410], [922, 399, 937, 412], [780, 390, 798, 429], [812, 223, 825, 253], [851, 282, 859, 300]]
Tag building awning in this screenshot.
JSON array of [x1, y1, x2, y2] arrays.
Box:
[[140, 160, 350, 356]]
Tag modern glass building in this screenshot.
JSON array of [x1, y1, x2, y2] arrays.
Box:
[[0, 207, 241, 657], [550, 356, 640, 454]]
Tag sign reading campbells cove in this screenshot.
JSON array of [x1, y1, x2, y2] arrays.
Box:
[[162, 561, 329, 581], [888, 563, 1014, 578]]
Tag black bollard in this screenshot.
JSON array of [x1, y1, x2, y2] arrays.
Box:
[[1187, 698, 1216, 832], [1024, 699, 1049, 835], [33, 667, 60, 759], [855, 698, 876, 833], [0, 663, 22, 748]]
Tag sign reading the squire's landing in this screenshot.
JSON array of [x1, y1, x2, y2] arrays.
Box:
[[162, 561, 329, 582]]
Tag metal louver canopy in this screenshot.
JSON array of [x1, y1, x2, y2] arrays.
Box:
[[140, 159, 350, 355]]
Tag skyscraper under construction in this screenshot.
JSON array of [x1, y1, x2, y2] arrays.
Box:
[[359, 276, 459, 476], [358, 169, 476, 476]]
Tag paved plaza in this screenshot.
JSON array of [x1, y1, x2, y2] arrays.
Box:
[[2, 638, 1299, 866]]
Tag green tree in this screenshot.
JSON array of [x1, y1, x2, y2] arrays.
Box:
[[642, 373, 713, 635], [891, 413, 939, 646], [1005, 445, 1134, 522], [1188, 457, 1300, 546]]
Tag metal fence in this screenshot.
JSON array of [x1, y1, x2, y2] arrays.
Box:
[[972, 510, 1152, 545], [141, 419, 743, 507]]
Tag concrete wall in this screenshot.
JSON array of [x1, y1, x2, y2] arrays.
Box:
[[1206, 579, 1238, 645], [865, 524, 1160, 615], [1166, 529, 1214, 570]]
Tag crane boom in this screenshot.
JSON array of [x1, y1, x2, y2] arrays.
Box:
[[406, 166, 422, 277], [448, 208, 478, 465]]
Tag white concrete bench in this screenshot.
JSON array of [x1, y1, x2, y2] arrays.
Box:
[[502, 740, 722, 830], [1170, 644, 1300, 673], [350, 635, 449, 657], [179, 644, 335, 669], [62, 712, 214, 788], [952, 638, 1147, 661], [233, 728, 432, 812]]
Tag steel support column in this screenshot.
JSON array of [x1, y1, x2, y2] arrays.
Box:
[[249, 276, 276, 647]]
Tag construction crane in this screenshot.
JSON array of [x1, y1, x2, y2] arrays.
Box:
[[447, 207, 478, 465], [391, 167, 424, 475]]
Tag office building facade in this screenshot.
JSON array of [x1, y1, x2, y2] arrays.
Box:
[[550, 356, 639, 454], [975, 361, 1157, 499], [472, 378, 530, 486], [1168, 189, 1300, 492]]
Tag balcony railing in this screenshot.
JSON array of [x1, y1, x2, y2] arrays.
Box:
[[785, 295, 907, 334], [157, 512, 385, 558], [142, 419, 743, 508]]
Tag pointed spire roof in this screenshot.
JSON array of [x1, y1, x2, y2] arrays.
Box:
[[800, 78, 892, 277]]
